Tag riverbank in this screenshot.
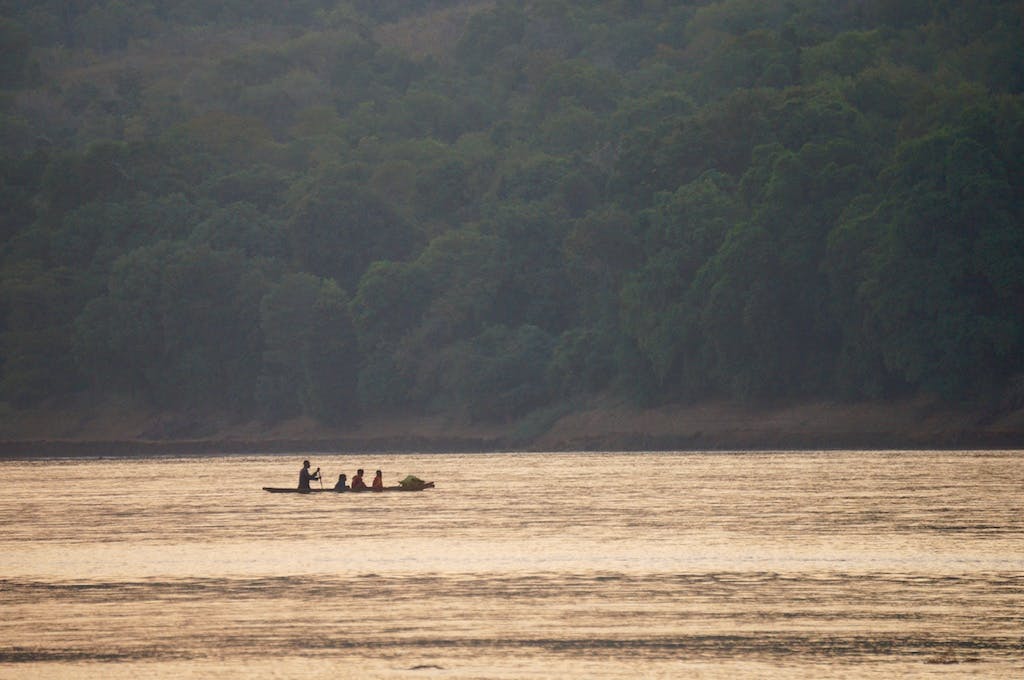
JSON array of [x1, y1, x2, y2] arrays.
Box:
[[2, 395, 1023, 458]]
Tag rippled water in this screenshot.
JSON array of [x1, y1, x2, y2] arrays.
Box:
[[0, 451, 1021, 678]]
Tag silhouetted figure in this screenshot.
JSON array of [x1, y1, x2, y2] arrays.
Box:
[[334, 473, 348, 491], [298, 460, 320, 491], [371, 469, 384, 492]]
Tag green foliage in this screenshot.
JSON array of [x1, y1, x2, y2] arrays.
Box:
[[0, 147, 45, 241], [73, 1, 158, 52], [857, 125, 1024, 397], [693, 224, 791, 399], [41, 141, 137, 213], [53, 194, 201, 275], [189, 203, 287, 260], [0, 261, 85, 405], [617, 173, 739, 395], [258, 273, 358, 423], [438, 324, 555, 421], [688, 0, 793, 37], [288, 176, 420, 290], [73, 242, 265, 409], [414, 229, 508, 344], [564, 205, 642, 324], [700, 29, 800, 94], [1, 0, 1022, 426], [481, 200, 575, 332], [350, 228, 510, 414], [350, 260, 425, 346], [0, 18, 32, 87], [538, 102, 604, 154], [455, 3, 526, 73], [536, 59, 621, 113], [801, 30, 884, 82]]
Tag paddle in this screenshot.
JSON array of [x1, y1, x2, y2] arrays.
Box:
[[317, 467, 323, 489]]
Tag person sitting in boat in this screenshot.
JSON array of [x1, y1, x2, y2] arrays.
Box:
[[333, 473, 348, 491], [371, 469, 384, 492], [350, 469, 368, 491], [298, 460, 320, 491]]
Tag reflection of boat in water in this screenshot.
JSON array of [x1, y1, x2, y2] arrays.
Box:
[[262, 483, 435, 494]]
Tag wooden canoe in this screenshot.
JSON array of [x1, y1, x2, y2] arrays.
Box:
[[262, 483, 434, 493]]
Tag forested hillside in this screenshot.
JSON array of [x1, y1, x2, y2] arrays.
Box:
[[1, 0, 1022, 431]]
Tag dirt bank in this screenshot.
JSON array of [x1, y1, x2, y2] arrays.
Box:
[[1, 396, 1022, 458], [531, 398, 1024, 451]]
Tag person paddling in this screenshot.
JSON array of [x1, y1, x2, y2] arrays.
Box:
[[333, 473, 349, 491], [298, 460, 320, 491], [371, 469, 384, 492], [350, 468, 368, 491]]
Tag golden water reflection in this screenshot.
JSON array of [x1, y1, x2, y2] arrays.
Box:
[[0, 451, 1021, 678]]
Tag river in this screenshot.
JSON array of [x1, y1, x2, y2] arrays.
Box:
[[0, 450, 1021, 678]]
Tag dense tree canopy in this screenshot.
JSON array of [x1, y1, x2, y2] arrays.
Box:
[[1, 0, 1022, 425]]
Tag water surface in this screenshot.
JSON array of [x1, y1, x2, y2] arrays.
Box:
[[1, 451, 1021, 678]]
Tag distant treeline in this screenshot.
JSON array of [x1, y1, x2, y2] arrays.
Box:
[[1, 0, 1022, 424]]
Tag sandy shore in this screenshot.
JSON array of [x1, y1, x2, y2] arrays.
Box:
[[1, 396, 1022, 457]]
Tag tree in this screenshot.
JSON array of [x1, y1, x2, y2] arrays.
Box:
[[200, 165, 292, 210], [691, 224, 791, 400], [0, 262, 84, 406], [258, 273, 358, 422], [618, 173, 739, 397], [52, 194, 201, 276], [40, 141, 136, 214], [481, 200, 575, 332], [0, 18, 31, 87], [536, 59, 621, 113], [438, 324, 554, 421], [564, 205, 642, 326], [700, 29, 799, 94], [349, 229, 509, 411], [288, 177, 420, 290], [304, 279, 359, 423], [455, 2, 526, 73], [189, 202, 288, 260], [73, 242, 266, 409], [801, 30, 884, 82], [73, 1, 155, 52], [414, 229, 508, 345], [833, 101, 1024, 398]]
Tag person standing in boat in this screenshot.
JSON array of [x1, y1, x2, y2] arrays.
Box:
[[350, 468, 368, 491], [333, 473, 349, 491], [298, 460, 320, 491], [371, 469, 384, 492]]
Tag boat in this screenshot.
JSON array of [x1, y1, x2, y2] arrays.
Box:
[[262, 483, 435, 494]]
